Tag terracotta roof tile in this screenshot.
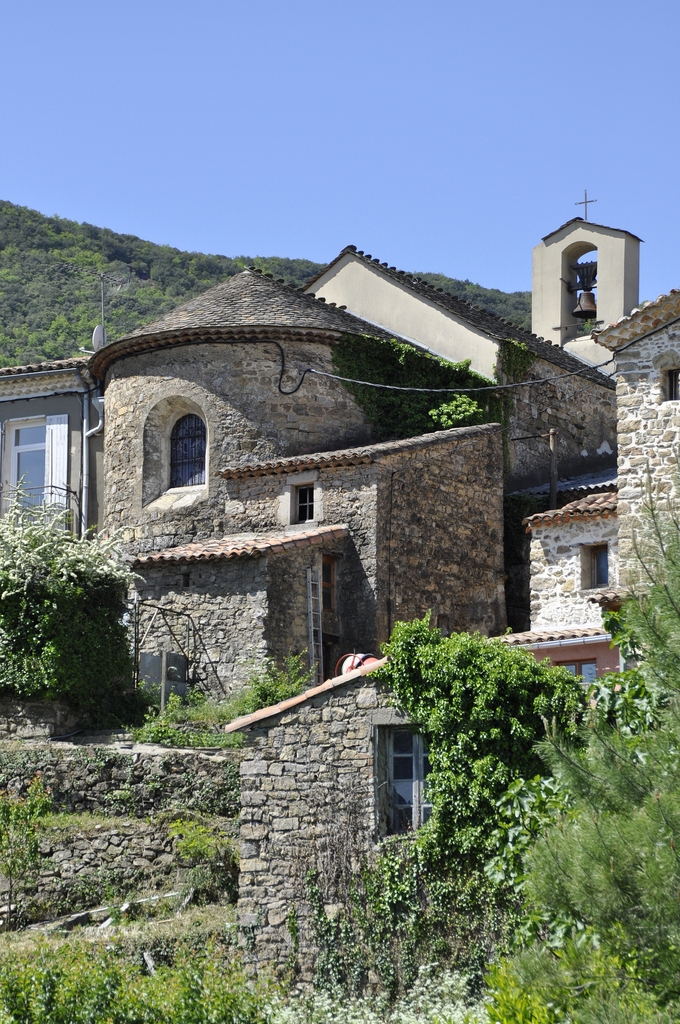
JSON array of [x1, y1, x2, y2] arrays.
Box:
[[132, 523, 348, 568], [305, 246, 615, 390], [217, 423, 502, 480], [593, 289, 680, 349], [587, 589, 626, 609], [0, 357, 88, 377], [223, 656, 389, 733], [498, 626, 611, 646], [523, 491, 617, 530]]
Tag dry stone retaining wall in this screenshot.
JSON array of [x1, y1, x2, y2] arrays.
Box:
[[0, 742, 240, 818]]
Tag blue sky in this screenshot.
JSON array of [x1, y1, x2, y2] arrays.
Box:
[[1, 0, 678, 298]]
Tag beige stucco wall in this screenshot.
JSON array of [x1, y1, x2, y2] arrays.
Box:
[[532, 221, 639, 359], [529, 516, 619, 630], [306, 254, 500, 378]]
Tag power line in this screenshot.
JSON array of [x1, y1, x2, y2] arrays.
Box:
[[303, 359, 616, 395]]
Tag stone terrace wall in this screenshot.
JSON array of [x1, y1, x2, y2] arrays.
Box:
[[0, 701, 82, 741], [0, 742, 240, 819], [528, 516, 619, 629], [508, 354, 617, 490], [104, 339, 371, 552], [377, 425, 507, 639], [237, 677, 401, 982], [613, 322, 680, 580]]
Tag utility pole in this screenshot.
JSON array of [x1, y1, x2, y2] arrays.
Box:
[[549, 428, 558, 508]]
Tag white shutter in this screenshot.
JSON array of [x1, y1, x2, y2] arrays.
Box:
[[45, 415, 68, 506]]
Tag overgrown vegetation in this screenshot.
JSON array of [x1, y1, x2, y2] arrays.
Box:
[[0, 777, 51, 930], [483, 500, 680, 1021], [133, 653, 312, 747], [0, 498, 134, 721], [0, 199, 532, 367]]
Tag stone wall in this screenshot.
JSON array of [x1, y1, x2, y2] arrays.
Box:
[[612, 323, 680, 579], [528, 516, 619, 629], [135, 556, 269, 694], [237, 676, 402, 981], [0, 742, 240, 818], [508, 354, 617, 490], [0, 701, 82, 741], [104, 339, 372, 552], [376, 425, 506, 638]]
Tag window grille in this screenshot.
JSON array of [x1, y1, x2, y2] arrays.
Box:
[[170, 415, 206, 488], [296, 485, 315, 523]]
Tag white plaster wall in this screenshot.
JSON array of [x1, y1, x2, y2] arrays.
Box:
[[307, 254, 499, 378], [529, 516, 619, 630]]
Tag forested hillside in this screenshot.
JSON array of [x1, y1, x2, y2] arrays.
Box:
[[0, 200, 532, 367]]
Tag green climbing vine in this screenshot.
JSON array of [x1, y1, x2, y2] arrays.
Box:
[[332, 333, 501, 441]]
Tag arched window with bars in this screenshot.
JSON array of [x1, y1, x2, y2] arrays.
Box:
[[170, 414, 206, 488]]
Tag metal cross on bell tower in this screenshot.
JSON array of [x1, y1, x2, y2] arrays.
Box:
[[575, 189, 598, 221]]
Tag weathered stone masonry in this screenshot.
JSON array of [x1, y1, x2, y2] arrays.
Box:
[[235, 673, 404, 981]]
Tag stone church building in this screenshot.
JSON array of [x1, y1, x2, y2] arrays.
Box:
[[92, 270, 508, 691]]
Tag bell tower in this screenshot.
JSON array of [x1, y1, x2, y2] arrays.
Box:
[[532, 217, 641, 366]]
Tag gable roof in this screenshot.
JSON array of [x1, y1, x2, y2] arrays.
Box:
[[523, 491, 617, 530], [132, 523, 348, 568], [593, 289, 680, 349], [218, 423, 501, 480], [223, 656, 389, 733], [540, 217, 643, 243], [304, 246, 615, 391], [91, 269, 393, 378]]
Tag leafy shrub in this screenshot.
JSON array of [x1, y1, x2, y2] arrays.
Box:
[[0, 941, 270, 1023], [133, 654, 312, 747], [270, 965, 487, 1024], [0, 497, 133, 716], [0, 777, 51, 930], [380, 619, 585, 868]]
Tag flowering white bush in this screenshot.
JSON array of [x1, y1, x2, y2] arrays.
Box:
[[269, 967, 488, 1024]]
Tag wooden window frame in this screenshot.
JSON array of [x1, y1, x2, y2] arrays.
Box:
[[295, 484, 315, 523], [590, 544, 609, 588]]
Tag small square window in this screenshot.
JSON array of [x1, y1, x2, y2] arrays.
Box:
[[668, 369, 680, 401], [296, 485, 315, 523], [322, 555, 335, 610], [591, 545, 609, 588]]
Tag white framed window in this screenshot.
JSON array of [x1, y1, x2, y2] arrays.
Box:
[[388, 729, 432, 833], [6, 415, 68, 507]]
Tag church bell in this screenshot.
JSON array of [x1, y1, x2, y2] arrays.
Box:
[[572, 290, 597, 319], [571, 259, 598, 321]]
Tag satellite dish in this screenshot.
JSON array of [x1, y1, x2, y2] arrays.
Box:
[[92, 325, 107, 350]]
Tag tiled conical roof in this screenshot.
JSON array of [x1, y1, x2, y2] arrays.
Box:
[[121, 268, 384, 339], [91, 269, 390, 377]]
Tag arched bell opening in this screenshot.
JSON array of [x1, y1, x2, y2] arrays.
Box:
[[561, 242, 599, 342]]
